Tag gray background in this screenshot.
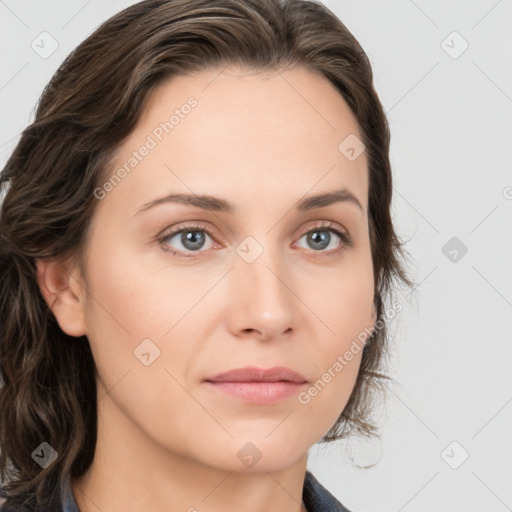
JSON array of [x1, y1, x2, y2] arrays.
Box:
[[1, 1, 511, 511]]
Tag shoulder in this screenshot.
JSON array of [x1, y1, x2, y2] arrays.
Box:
[[303, 470, 354, 512]]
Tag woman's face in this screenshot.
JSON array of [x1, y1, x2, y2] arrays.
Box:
[[72, 65, 375, 472]]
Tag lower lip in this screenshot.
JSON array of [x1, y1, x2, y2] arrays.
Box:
[[204, 381, 307, 404]]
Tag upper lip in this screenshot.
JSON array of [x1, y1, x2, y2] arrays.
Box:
[[205, 366, 308, 383]]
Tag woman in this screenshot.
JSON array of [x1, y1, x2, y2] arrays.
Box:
[[0, 0, 411, 510]]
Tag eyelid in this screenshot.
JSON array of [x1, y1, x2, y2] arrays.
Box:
[[156, 220, 215, 241], [296, 219, 350, 240]]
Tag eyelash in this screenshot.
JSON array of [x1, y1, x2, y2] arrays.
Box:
[[156, 221, 353, 258]]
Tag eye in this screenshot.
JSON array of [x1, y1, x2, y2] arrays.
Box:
[[158, 222, 217, 257], [294, 222, 352, 256], [157, 221, 352, 257]]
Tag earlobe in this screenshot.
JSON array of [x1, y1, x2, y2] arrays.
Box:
[[35, 258, 87, 337]]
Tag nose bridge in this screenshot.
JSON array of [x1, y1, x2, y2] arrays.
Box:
[[237, 242, 291, 307], [228, 237, 296, 336]]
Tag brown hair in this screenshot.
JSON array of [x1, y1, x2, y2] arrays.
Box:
[[0, 0, 412, 508]]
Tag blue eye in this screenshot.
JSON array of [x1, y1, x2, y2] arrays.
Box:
[[298, 229, 341, 251], [294, 224, 352, 256], [159, 223, 214, 255], [158, 221, 352, 257]]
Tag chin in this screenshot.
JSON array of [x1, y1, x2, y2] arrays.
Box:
[[201, 436, 309, 474]]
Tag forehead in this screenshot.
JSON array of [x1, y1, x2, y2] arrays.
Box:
[[141, 65, 364, 153], [99, 65, 369, 217]]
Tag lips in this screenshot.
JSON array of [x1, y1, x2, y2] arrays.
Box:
[[205, 366, 308, 384]]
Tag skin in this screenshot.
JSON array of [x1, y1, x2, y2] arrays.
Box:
[[37, 65, 376, 512]]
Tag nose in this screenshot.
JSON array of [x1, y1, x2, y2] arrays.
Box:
[[226, 245, 296, 341]]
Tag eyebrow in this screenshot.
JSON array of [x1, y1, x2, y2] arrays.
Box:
[[134, 188, 364, 216]]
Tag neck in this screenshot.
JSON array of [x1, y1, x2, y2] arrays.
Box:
[[72, 388, 310, 512]]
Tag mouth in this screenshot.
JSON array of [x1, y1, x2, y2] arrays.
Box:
[[204, 366, 308, 404]]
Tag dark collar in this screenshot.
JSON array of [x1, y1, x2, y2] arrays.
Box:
[[303, 470, 352, 512]]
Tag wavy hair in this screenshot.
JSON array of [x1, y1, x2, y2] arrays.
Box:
[[0, 0, 412, 508]]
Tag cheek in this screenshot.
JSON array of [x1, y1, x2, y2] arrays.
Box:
[[81, 243, 207, 448], [297, 345, 363, 439], [81, 234, 221, 402], [83, 235, 199, 340], [295, 258, 373, 431], [307, 253, 374, 347]]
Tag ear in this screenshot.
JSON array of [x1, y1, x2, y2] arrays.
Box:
[[35, 257, 87, 337]]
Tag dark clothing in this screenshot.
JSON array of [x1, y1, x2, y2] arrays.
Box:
[[1, 470, 352, 511], [302, 470, 353, 512]]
